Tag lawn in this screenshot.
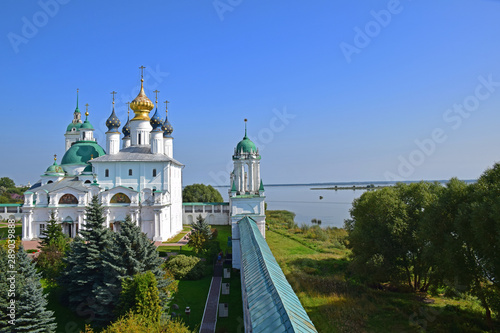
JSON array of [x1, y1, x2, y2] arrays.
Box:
[[164, 225, 192, 243], [265, 211, 494, 333], [170, 275, 213, 332], [215, 264, 243, 333]]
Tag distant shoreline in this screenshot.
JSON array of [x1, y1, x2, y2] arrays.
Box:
[[311, 185, 390, 190], [212, 179, 477, 188]]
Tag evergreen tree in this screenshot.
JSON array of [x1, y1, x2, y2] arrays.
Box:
[[102, 215, 171, 315], [59, 195, 114, 325], [12, 246, 57, 333], [39, 211, 68, 251]]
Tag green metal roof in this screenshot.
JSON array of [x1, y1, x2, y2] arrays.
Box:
[[61, 140, 105, 165], [239, 216, 318, 333], [0, 204, 23, 207], [236, 136, 257, 154], [66, 122, 81, 132], [80, 119, 94, 129], [182, 202, 229, 206]]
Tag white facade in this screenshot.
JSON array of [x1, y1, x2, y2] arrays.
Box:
[[22, 76, 183, 242], [229, 126, 266, 269]]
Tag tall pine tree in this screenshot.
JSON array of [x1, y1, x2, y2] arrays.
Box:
[[59, 195, 114, 325], [12, 246, 57, 333], [0, 246, 11, 333], [39, 210, 68, 251], [102, 215, 172, 315]]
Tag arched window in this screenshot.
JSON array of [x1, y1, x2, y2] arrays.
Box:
[[110, 193, 131, 204], [129, 169, 132, 176], [47, 180, 53, 184], [59, 194, 78, 205], [153, 169, 157, 177], [105, 169, 109, 177], [84, 180, 91, 184], [138, 133, 142, 144]]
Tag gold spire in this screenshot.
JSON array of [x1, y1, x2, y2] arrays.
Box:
[[54, 154, 57, 162], [130, 66, 154, 121], [85, 103, 89, 117]]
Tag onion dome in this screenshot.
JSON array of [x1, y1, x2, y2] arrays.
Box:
[[122, 116, 131, 137], [130, 75, 154, 121], [235, 120, 257, 154], [45, 155, 64, 175], [106, 107, 121, 132], [150, 108, 163, 130], [162, 101, 173, 137]]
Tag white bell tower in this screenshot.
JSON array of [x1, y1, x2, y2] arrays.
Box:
[[229, 119, 266, 270]]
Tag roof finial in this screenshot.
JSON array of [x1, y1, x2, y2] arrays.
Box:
[[75, 88, 80, 113], [244, 118, 248, 138], [126, 102, 130, 117], [54, 154, 57, 162], [139, 65, 146, 82], [85, 103, 89, 118], [111, 91, 117, 106], [153, 90, 160, 108], [164, 100, 169, 115]]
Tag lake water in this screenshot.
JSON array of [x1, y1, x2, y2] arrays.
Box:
[[218, 184, 368, 228], [217, 180, 477, 228]]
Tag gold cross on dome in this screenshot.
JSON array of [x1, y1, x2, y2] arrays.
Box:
[[164, 100, 169, 113], [126, 102, 130, 116], [110, 91, 117, 104], [153, 90, 160, 104], [139, 65, 146, 79], [85, 103, 89, 116]]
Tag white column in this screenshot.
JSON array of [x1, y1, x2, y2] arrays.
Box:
[[248, 162, 254, 193]]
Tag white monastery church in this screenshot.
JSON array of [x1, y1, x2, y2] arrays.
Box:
[[21, 69, 266, 250]]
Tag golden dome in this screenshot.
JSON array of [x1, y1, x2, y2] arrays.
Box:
[[130, 79, 154, 121]]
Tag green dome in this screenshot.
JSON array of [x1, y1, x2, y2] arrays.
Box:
[[45, 161, 64, 175], [80, 119, 94, 130], [236, 135, 257, 154], [66, 122, 81, 132], [82, 164, 93, 173], [61, 141, 105, 165]]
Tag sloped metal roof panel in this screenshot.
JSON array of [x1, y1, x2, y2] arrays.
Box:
[[239, 216, 318, 333]]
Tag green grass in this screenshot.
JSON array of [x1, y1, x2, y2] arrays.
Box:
[[0, 225, 22, 239], [42, 280, 88, 333], [157, 245, 196, 257], [164, 226, 192, 243], [265, 210, 496, 333], [211, 225, 231, 253], [215, 265, 243, 333], [170, 275, 213, 332]]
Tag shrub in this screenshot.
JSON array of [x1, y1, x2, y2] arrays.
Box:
[[204, 240, 221, 264], [164, 255, 207, 280], [211, 228, 218, 240]]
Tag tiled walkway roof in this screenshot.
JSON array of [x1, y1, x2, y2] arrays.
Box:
[[239, 216, 317, 333]]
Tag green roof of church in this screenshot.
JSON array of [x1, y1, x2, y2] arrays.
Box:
[[236, 135, 257, 154], [80, 119, 94, 130], [61, 141, 105, 165], [239, 216, 318, 333], [45, 161, 64, 175], [66, 122, 81, 132]]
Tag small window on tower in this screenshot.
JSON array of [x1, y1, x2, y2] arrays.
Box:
[[105, 169, 109, 177], [138, 133, 142, 144], [129, 169, 133, 176], [153, 169, 157, 177]]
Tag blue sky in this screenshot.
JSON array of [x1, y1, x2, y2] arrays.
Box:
[[1, 0, 500, 186]]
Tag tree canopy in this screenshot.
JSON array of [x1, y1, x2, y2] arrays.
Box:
[[0, 177, 15, 189], [182, 184, 223, 203], [345, 164, 500, 327]]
